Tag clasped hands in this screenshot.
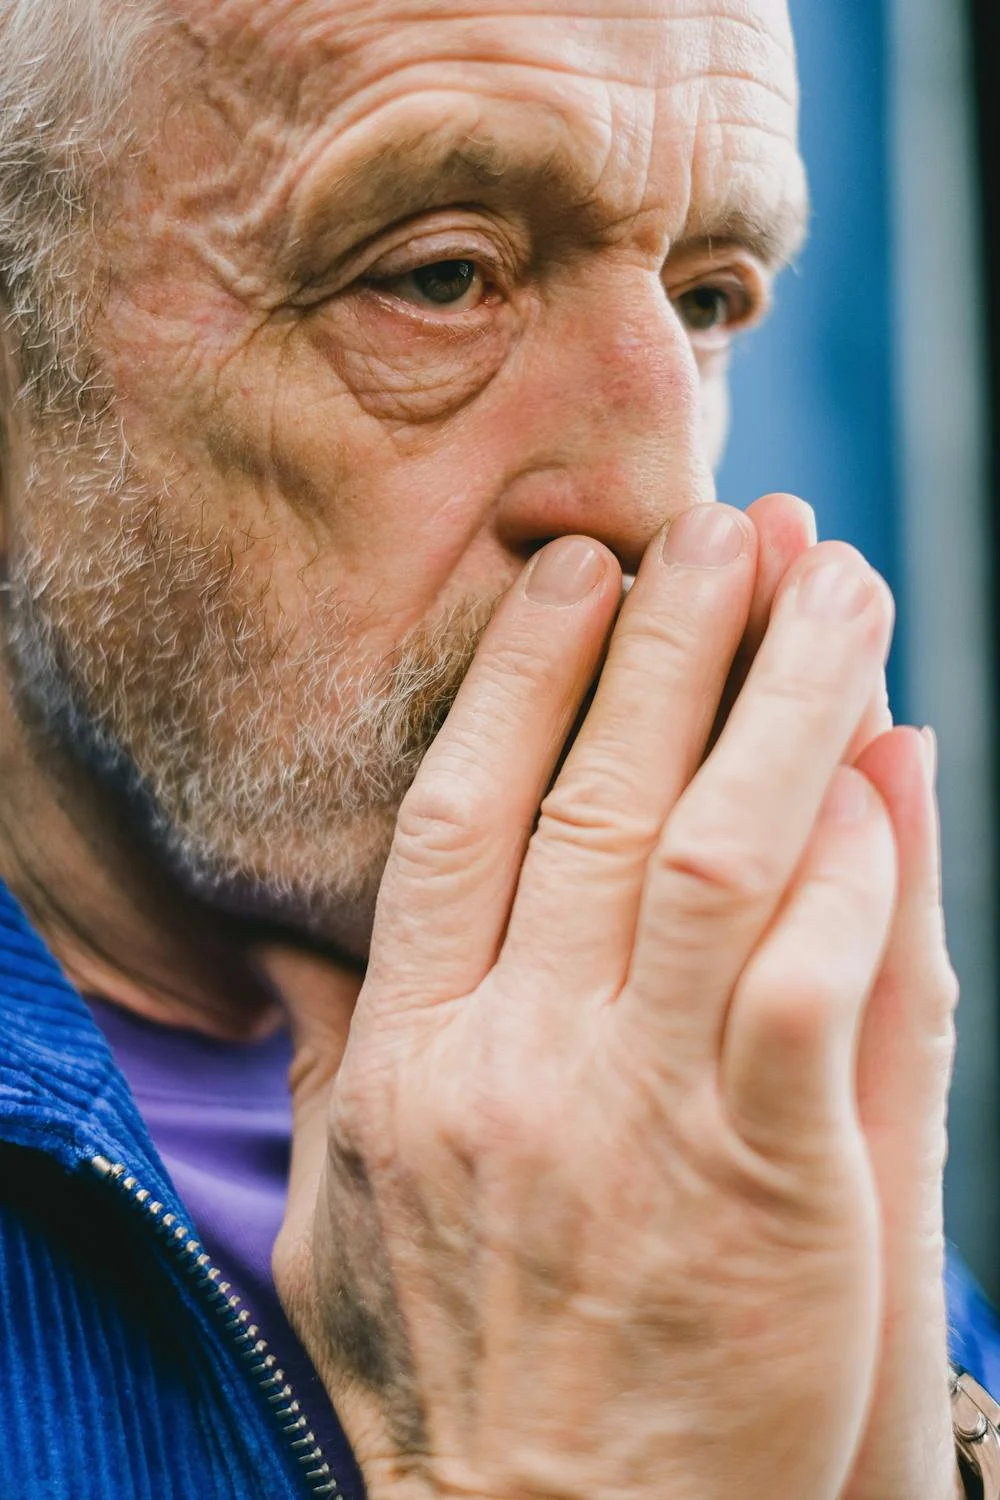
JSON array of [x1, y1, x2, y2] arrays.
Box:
[[273, 494, 961, 1500]]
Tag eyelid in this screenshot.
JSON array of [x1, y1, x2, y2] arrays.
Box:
[[359, 212, 521, 283], [667, 255, 772, 325], [365, 240, 504, 289], [290, 209, 523, 307]]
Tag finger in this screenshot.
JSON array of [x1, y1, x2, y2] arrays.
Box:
[[499, 504, 757, 992], [706, 493, 817, 751], [367, 536, 620, 1003], [841, 726, 958, 1500], [725, 499, 893, 767], [721, 764, 897, 1156], [624, 542, 893, 1068], [743, 491, 817, 658], [844, 575, 895, 762], [853, 726, 955, 1158]]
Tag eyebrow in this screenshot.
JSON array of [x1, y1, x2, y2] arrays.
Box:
[[677, 194, 811, 271], [293, 129, 598, 253], [288, 120, 809, 278]]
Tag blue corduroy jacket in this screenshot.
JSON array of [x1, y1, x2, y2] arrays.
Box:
[[2, 877, 1000, 1498]]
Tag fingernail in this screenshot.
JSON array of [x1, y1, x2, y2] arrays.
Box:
[[797, 560, 873, 621], [525, 537, 605, 606], [824, 767, 873, 823], [921, 725, 939, 785], [662, 506, 746, 568]]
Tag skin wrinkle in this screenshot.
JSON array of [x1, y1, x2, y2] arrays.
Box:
[[153, 3, 798, 264], [221, 105, 620, 296], [176, 0, 795, 74], [301, 104, 796, 274], [2, 0, 802, 965], [111, 30, 803, 374]]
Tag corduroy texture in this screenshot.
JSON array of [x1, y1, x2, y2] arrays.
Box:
[[0, 882, 334, 1499]]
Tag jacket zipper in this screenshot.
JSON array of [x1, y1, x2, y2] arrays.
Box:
[[89, 1153, 342, 1499]]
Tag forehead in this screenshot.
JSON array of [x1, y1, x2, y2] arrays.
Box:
[[178, 0, 796, 71], [162, 0, 804, 262]]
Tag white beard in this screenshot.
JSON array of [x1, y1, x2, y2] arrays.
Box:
[[3, 412, 495, 941]]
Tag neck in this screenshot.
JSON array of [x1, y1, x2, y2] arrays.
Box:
[[0, 670, 300, 1041]]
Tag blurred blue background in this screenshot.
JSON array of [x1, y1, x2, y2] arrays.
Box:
[[718, 1, 900, 697], [717, 0, 999, 1297]]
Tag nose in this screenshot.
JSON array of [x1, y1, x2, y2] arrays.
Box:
[[494, 271, 717, 575]]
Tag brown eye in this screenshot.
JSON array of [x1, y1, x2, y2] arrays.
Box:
[[675, 283, 745, 333], [365, 256, 488, 311], [409, 260, 478, 305]]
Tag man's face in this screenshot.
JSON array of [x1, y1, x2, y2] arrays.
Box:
[[4, 0, 805, 942]]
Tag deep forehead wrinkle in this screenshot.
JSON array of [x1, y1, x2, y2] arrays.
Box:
[[168, 0, 796, 122], [282, 107, 807, 282], [176, 0, 795, 56]]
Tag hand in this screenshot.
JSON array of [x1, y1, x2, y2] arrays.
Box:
[[275, 500, 900, 1500], [840, 723, 961, 1500], [703, 505, 960, 1500], [730, 505, 961, 1500]]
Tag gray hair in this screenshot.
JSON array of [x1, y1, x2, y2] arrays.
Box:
[[0, 0, 160, 414]]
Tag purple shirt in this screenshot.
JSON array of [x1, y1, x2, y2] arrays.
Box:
[[86, 995, 363, 1498]]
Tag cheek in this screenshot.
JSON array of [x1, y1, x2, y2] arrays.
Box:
[[240, 329, 513, 577], [110, 313, 517, 630]]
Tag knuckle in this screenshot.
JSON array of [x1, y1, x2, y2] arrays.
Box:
[[433, 1088, 483, 1167], [393, 771, 487, 865], [655, 822, 779, 913], [483, 635, 569, 699], [618, 603, 704, 660], [393, 1086, 471, 1175], [538, 764, 662, 853]]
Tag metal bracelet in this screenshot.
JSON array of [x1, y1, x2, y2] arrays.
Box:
[[952, 1365, 1000, 1499]]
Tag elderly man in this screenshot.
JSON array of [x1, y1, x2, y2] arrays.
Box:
[[2, 0, 999, 1497]]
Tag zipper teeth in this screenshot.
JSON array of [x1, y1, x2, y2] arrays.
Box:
[[89, 1153, 342, 1500]]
